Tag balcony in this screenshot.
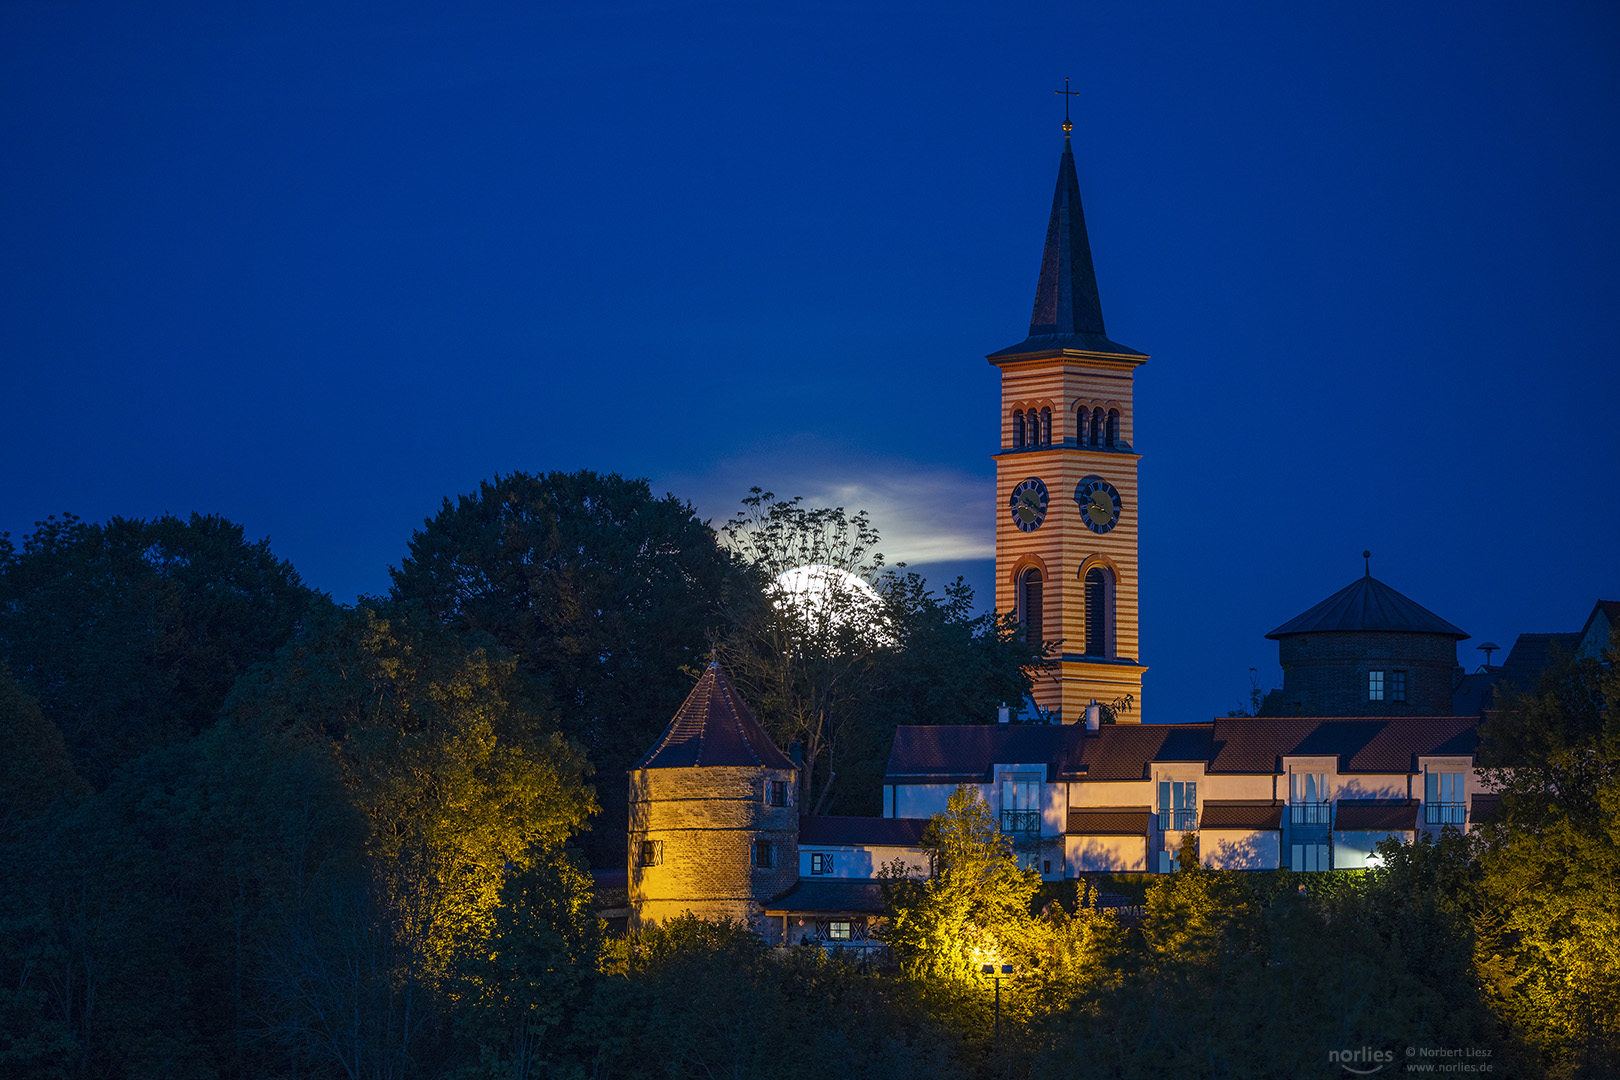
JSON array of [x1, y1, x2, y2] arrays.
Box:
[[1290, 802, 1331, 826], [1001, 809, 1040, 834], [1424, 802, 1465, 825], [1159, 809, 1196, 831]]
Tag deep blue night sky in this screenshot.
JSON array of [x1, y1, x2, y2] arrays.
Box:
[[3, 1, 1617, 723]]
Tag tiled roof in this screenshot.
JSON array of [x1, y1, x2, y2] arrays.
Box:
[[799, 816, 930, 847], [885, 723, 1212, 783], [1199, 801, 1284, 830], [1496, 632, 1582, 693], [1207, 717, 1479, 774], [1066, 806, 1152, 835], [1334, 799, 1419, 831], [1267, 574, 1468, 640], [1470, 794, 1502, 824], [763, 880, 888, 915], [633, 663, 794, 770]]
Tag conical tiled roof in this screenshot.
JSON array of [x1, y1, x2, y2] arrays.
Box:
[[989, 136, 1144, 360], [633, 663, 795, 770], [1266, 574, 1468, 640]]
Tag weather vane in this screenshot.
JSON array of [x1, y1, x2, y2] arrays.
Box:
[[1054, 76, 1080, 135]]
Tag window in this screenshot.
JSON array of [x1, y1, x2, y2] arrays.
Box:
[[827, 920, 852, 942], [1083, 568, 1106, 656], [1290, 772, 1330, 824], [1392, 670, 1407, 702], [1091, 407, 1104, 446], [637, 839, 662, 867], [1019, 568, 1043, 647], [1368, 670, 1385, 701], [1158, 780, 1197, 830], [810, 852, 834, 875], [1291, 843, 1330, 871], [766, 780, 788, 807], [999, 772, 1041, 834], [752, 840, 773, 868], [1425, 769, 1465, 824], [1106, 408, 1119, 447], [1039, 407, 1052, 446], [1012, 410, 1025, 449]]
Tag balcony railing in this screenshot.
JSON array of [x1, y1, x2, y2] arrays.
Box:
[[1425, 802, 1465, 825], [1001, 809, 1040, 834], [1291, 802, 1331, 826], [1159, 809, 1196, 831]]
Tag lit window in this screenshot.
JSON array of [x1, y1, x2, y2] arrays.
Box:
[[827, 920, 852, 942], [1012, 410, 1025, 448], [637, 839, 662, 867], [1368, 670, 1385, 701], [766, 780, 788, 807], [1392, 670, 1407, 702], [752, 840, 773, 869], [810, 852, 833, 875], [1158, 779, 1197, 830]]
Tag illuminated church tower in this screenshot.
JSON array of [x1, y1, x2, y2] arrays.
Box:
[[991, 124, 1147, 723]]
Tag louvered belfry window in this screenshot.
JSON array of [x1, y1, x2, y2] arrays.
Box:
[[1084, 568, 1105, 655], [1020, 568, 1044, 647]]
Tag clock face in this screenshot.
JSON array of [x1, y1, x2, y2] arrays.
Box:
[[1074, 476, 1123, 534], [1009, 477, 1049, 532]]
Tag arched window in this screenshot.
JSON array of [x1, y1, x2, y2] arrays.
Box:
[[1083, 568, 1106, 655], [1091, 408, 1104, 447], [1012, 410, 1025, 448], [1019, 568, 1044, 648], [1040, 407, 1052, 446], [1106, 409, 1120, 447]]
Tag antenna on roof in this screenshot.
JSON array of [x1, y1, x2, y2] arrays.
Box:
[[1362, 550, 1371, 577]]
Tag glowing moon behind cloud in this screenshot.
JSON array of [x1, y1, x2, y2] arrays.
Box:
[[770, 564, 894, 645]]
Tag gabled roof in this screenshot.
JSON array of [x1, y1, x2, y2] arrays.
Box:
[[989, 137, 1143, 361], [763, 880, 887, 915], [799, 817, 929, 848], [1267, 573, 1468, 639], [1334, 799, 1419, 831], [1496, 632, 1582, 693], [632, 663, 794, 770], [1200, 800, 1284, 830], [1207, 717, 1479, 774], [1067, 806, 1152, 835], [884, 722, 1212, 783]]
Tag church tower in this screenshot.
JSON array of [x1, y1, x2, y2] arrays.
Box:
[[991, 128, 1148, 723]]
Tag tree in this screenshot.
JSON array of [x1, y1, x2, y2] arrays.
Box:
[[388, 471, 737, 864], [0, 512, 321, 786], [1473, 627, 1620, 1076]]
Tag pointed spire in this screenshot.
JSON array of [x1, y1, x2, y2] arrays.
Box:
[[1030, 136, 1107, 339], [633, 662, 794, 770], [989, 138, 1144, 361]]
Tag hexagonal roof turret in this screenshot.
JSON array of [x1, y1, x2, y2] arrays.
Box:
[[633, 662, 794, 770]]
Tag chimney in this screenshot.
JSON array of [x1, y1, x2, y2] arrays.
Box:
[[1086, 700, 1101, 732], [997, 705, 1011, 724]]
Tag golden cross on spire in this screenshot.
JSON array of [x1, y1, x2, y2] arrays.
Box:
[[1054, 76, 1080, 135]]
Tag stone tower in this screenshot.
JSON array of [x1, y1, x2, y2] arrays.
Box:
[[1264, 571, 1469, 717], [991, 131, 1148, 723], [627, 663, 798, 929]]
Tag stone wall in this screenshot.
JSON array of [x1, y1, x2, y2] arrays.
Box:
[[1274, 631, 1459, 716], [627, 764, 798, 928]]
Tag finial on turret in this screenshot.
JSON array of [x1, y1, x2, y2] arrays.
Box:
[[1363, 550, 1372, 577], [1055, 76, 1079, 136]]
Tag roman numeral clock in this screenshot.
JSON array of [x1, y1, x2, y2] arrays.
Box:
[[989, 120, 1147, 724]]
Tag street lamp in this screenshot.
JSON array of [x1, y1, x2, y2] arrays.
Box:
[[980, 963, 1015, 1048]]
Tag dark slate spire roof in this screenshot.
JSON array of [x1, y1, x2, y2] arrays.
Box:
[[989, 136, 1144, 361], [633, 663, 795, 770], [1266, 574, 1469, 640]]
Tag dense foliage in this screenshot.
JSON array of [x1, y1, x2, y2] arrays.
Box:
[[1, 491, 1614, 1079]]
